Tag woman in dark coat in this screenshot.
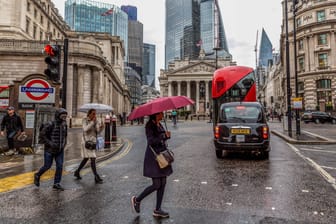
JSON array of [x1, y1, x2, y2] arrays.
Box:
[[131, 112, 172, 218]]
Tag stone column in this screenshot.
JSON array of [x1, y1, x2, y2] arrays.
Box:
[[66, 64, 74, 117], [77, 65, 85, 109], [92, 68, 100, 103], [187, 81, 191, 110], [83, 66, 91, 104], [168, 81, 172, 97], [330, 31, 336, 67], [196, 81, 199, 114], [205, 80, 209, 113], [177, 81, 181, 96]]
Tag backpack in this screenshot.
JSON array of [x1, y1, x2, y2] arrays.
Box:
[[38, 121, 54, 145]]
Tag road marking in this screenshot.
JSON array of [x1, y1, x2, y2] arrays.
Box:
[[300, 148, 336, 154], [320, 165, 336, 170], [287, 143, 336, 191], [97, 138, 133, 168], [0, 170, 68, 193], [0, 141, 129, 193]]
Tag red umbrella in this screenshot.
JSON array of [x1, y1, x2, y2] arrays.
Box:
[[128, 96, 194, 121]]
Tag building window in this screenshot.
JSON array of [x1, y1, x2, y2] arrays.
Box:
[[317, 10, 326, 22], [296, 17, 301, 27], [27, 1, 31, 12], [40, 15, 43, 25], [26, 17, 30, 33], [317, 33, 327, 45], [298, 57, 304, 71], [47, 21, 50, 31], [34, 8, 37, 19], [298, 82, 304, 92], [318, 53, 328, 68], [298, 39, 304, 50], [40, 31, 43, 41], [33, 24, 37, 39], [316, 79, 331, 89]]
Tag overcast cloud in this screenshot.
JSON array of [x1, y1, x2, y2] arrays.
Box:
[[53, 0, 282, 74]]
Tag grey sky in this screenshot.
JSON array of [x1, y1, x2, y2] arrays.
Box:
[[53, 0, 282, 72]]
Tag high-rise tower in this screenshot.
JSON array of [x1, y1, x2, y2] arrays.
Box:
[[65, 0, 128, 60], [165, 0, 230, 68]]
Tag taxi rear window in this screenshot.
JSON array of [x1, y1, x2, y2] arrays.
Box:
[[221, 105, 263, 123]]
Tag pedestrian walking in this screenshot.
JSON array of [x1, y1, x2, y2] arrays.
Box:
[[34, 108, 68, 191], [131, 112, 172, 218], [171, 110, 177, 126], [74, 108, 104, 184], [0, 106, 25, 155]]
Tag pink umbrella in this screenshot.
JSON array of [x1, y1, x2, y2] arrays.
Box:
[[128, 96, 194, 121]]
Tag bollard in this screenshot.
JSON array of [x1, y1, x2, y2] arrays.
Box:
[[111, 114, 117, 142], [104, 114, 111, 148]]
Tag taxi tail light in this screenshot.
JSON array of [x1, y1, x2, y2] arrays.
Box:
[[262, 126, 269, 139], [214, 126, 220, 139]]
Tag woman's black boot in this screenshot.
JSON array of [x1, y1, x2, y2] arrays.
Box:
[[95, 175, 103, 184], [74, 170, 82, 180]]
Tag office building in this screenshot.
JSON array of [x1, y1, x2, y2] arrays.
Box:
[[143, 43, 156, 88], [165, 0, 230, 68], [65, 0, 128, 60]]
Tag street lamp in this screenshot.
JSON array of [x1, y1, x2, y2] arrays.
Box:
[[292, 0, 301, 136], [213, 47, 221, 69], [285, 0, 292, 137]]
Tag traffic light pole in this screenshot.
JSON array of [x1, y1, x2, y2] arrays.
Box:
[[62, 38, 68, 109]]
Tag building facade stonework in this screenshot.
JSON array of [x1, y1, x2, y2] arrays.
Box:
[[0, 0, 130, 128], [159, 54, 235, 115], [281, 0, 336, 112]]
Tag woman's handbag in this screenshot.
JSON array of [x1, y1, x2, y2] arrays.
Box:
[[83, 130, 96, 150], [149, 145, 174, 169]]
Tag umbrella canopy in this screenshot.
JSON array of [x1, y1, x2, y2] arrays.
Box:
[[128, 96, 194, 121], [78, 103, 113, 114]]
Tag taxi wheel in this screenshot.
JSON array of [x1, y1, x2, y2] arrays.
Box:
[[215, 149, 223, 159]]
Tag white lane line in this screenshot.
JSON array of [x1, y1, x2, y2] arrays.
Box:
[[287, 143, 336, 191], [300, 148, 336, 154], [320, 166, 336, 170]]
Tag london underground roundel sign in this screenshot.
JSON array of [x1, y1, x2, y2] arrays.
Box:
[[18, 78, 55, 104]]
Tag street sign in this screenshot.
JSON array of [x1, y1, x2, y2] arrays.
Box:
[[292, 97, 303, 110], [18, 79, 55, 104]]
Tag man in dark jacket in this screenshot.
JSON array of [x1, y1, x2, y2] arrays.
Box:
[[0, 106, 25, 155], [34, 108, 68, 191]]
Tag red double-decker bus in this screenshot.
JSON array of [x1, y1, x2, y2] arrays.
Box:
[[211, 66, 256, 125]]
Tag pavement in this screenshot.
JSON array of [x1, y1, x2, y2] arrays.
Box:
[[269, 120, 336, 144], [0, 127, 125, 177]]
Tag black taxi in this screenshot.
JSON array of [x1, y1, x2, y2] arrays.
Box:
[[213, 102, 270, 159]]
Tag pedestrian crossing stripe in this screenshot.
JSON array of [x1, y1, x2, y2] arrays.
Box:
[[0, 170, 68, 193]]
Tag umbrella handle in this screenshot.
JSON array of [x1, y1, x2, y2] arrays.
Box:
[[163, 118, 168, 131]]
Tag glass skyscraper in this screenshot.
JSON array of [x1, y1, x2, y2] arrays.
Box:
[[65, 0, 128, 60], [143, 43, 156, 88], [165, 0, 230, 68], [121, 5, 137, 21], [258, 28, 273, 67], [200, 0, 230, 58]]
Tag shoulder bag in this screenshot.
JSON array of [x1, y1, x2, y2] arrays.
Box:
[[149, 145, 174, 169], [83, 121, 97, 150]]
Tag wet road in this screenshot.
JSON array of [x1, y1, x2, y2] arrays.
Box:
[[0, 121, 336, 223]]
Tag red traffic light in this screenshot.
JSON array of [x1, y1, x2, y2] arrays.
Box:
[[44, 44, 59, 56]]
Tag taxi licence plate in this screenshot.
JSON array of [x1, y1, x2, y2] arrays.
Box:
[[231, 128, 250, 135]]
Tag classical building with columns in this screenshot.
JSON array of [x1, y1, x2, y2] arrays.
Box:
[[159, 50, 236, 116]]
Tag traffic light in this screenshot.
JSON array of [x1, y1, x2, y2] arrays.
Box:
[[44, 44, 60, 82]]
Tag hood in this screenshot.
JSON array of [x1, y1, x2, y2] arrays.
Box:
[[55, 108, 68, 121]]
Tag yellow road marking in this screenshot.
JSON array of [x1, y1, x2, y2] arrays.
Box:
[[0, 170, 69, 193], [0, 139, 131, 193]]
